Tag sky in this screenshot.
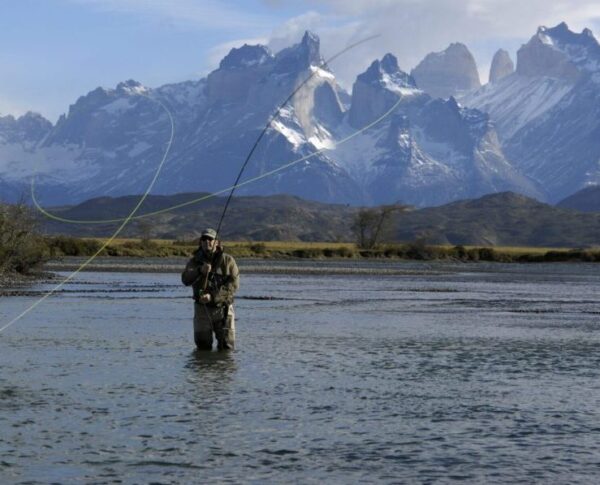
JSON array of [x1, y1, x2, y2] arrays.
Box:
[[1, 0, 599, 122]]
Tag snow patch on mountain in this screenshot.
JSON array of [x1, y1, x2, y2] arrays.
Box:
[[537, 23, 600, 74], [270, 106, 307, 150], [101, 97, 134, 115], [0, 143, 91, 182], [324, 121, 387, 182], [412, 126, 469, 169], [308, 123, 335, 150], [310, 66, 335, 81], [460, 74, 573, 140], [116, 80, 149, 96], [156, 80, 206, 110], [127, 141, 153, 158], [381, 74, 421, 96]]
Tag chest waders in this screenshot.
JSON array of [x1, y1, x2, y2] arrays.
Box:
[[193, 249, 231, 349]]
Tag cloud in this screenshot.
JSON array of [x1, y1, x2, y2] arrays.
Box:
[[205, 36, 270, 73], [0, 97, 32, 119], [261, 0, 600, 87], [269, 11, 325, 52], [69, 0, 273, 31]]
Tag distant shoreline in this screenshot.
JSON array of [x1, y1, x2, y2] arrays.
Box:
[[42, 257, 451, 276], [43, 238, 600, 265], [43, 249, 600, 276], [2, 240, 599, 289]]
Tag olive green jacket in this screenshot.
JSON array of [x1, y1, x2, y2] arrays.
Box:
[[181, 247, 239, 306]]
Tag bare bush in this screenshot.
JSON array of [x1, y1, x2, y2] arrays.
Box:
[[351, 205, 408, 249], [0, 201, 47, 274]]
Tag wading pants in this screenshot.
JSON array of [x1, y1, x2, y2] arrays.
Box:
[[193, 303, 235, 350]]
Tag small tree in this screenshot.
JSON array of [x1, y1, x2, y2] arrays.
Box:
[[136, 219, 155, 248], [351, 204, 407, 249], [0, 201, 47, 274]]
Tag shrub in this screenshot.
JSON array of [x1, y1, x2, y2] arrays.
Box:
[[453, 245, 468, 260], [335, 246, 356, 258], [46, 236, 103, 256], [292, 248, 323, 258], [405, 239, 433, 260], [249, 242, 267, 255], [0, 202, 48, 275]]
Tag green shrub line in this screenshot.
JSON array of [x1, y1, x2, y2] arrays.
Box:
[[3, 232, 600, 278], [41, 237, 600, 263]]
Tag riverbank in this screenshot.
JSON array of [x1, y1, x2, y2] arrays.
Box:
[[44, 237, 600, 263], [2, 238, 599, 288], [43, 257, 453, 276]]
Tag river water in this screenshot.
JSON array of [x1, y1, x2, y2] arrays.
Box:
[[1, 261, 600, 483]]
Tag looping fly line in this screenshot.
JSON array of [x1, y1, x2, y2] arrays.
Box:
[[2, 34, 404, 335]]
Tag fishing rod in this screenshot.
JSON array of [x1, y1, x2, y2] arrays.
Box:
[[200, 36, 379, 337], [0, 94, 175, 335], [30, 36, 381, 227], [214, 34, 380, 237]]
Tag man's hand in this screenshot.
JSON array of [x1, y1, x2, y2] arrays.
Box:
[[201, 262, 212, 275], [199, 293, 212, 304]]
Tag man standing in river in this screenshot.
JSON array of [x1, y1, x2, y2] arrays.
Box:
[[181, 228, 239, 350]]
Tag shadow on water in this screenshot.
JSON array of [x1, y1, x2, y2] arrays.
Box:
[[185, 349, 237, 385]]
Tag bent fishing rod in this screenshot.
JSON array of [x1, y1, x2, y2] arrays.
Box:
[[195, 35, 380, 316], [214, 34, 380, 237]]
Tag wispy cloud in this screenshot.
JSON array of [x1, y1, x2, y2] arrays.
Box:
[[69, 0, 274, 31], [0, 97, 32, 119], [205, 36, 270, 73], [261, 0, 600, 86]]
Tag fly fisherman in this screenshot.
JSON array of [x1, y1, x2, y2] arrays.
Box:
[[181, 228, 239, 350]]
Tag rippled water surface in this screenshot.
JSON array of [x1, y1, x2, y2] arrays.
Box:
[[1, 261, 600, 483]]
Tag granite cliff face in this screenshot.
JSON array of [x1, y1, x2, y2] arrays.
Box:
[[411, 43, 481, 98], [516, 25, 583, 82], [462, 22, 600, 202], [328, 54, 539, 206], [348, 53, 418, 128], [1, 32, 363, 206], [2, 25, 598, 207], [489, 49, 514, 83]]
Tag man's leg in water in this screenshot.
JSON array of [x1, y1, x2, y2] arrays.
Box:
[[215, 305, 235, 351], [193, 302, 213, 350]]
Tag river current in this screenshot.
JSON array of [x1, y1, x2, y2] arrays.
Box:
[[1, 261, 600, 483]]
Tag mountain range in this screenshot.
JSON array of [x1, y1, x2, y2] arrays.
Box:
[[556, 184, 600, 212], [40, 191, 600, 247], [1, 23, 599, 208]]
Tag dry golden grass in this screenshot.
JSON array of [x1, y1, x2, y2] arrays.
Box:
[[56, 237, 599, 262], [85, 238, 580, 253], [456, 245, 573, 255]]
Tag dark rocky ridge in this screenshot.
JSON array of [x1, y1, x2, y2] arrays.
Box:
[[40, 191, 600, 247], [556, 185, 600, 212]]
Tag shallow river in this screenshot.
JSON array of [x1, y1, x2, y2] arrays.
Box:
[[1, 261, 600, 483]]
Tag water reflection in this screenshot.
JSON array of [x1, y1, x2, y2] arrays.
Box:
[[185, 349, 237, 385], [2, 266, 600, 483]]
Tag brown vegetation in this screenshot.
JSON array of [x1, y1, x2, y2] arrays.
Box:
[[0, 202, 48, 275], [40, 236, 600, 263]]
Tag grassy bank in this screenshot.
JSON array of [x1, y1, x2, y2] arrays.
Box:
[[43, 236, 600, 263]]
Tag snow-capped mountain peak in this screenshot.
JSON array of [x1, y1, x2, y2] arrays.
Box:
[[274, 30, 324, 74], [361, 53, 417, 91], [219, 44, 273, 69], [115, 80, 149, 95], [2, 26, 598, 209], [349, 54, 422, 128], [519, 23, 600, 81]]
